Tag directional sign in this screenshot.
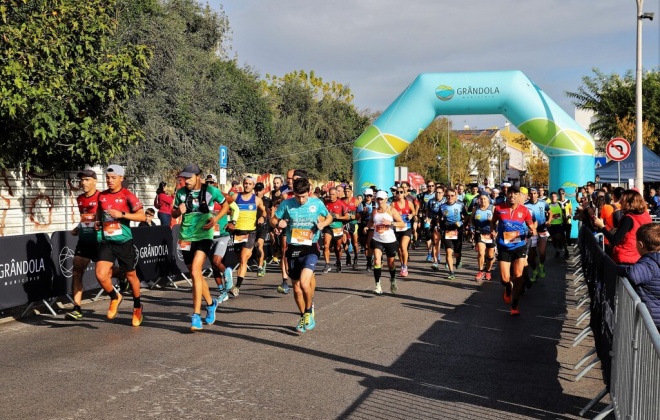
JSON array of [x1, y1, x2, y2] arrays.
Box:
[[595, 157, 607, 169], [606, 138, 631, 162], [219, 145, 228, 169]]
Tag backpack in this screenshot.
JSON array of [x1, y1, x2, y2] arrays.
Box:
[[184, 183, 210, 214]]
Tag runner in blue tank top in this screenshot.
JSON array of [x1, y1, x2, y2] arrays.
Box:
[[470, 193, 495, 283], [524, 187, 551, 283]]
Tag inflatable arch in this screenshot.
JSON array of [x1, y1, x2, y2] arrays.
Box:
[[353, 70, 595, 205]]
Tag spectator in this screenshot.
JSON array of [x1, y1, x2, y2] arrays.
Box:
[[154, 181, 174, 227], [594, 190, 653, 264], [616, 223, 660, 330], [139, 208, 157, 227]]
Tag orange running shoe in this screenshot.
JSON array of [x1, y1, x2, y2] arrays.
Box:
[[132, 304, 143, 327], [510, 307, 520, 316], [107, 294, 123, 319], [484, 272, 492, 281], [502, 285, 512, 305]]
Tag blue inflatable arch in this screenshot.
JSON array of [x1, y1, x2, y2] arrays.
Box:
[[353, 70, 595, 203]]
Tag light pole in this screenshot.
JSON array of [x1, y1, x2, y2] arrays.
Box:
[[446, 117, 451, 186], [635, 1, 653, 190]]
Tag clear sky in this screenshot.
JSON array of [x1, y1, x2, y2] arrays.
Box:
[[209, 0, 660, 131]]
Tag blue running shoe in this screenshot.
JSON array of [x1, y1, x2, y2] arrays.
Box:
[[224, 267, 233, 290], [347, 243, 354, 254], [217, 288, 228, 303], [304, 312, 315, 331], [426, 252, 433, 262], [191, 313, 203, 331], [204, 299, 218, 325], [277, 281, 290, 294], [295, 316, 306, 333]]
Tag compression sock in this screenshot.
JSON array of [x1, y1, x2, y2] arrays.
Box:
[[389, 269, 396, 280], [373, 266, 382, 282], [109, 290, 118, 300], [73, 305, 81, 312], [236, 276, 244, 288], [133, 296, 141, 308]]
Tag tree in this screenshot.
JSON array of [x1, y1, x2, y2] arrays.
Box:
[[526, 156, 549, 187], [0, 0, 151, 171], [566, 68, 660, 154]]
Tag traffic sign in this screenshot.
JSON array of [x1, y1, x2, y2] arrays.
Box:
[[219, 145, 228, 168], [606, 138, 631, 162], [594, 157, 607, 168]]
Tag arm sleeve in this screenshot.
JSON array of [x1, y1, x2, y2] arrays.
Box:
[[600, 215, 634, 245], [228, 202, 240, 221]]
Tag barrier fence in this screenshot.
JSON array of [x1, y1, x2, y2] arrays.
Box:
[[574, 225, 660, 419]]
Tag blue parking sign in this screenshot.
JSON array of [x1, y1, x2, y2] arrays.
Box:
[[219, 145, 228, 169]]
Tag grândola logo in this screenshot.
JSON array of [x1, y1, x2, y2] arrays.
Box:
[[436, 84, 501, 101], [435, 85, 455, 101]]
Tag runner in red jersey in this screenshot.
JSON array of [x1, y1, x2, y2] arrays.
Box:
[[95, 165, 146, 326], [322, 187, 350, 273], [340, 185, 360, 269], [392, 187, 415, 277]]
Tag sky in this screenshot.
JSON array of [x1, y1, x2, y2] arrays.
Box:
[[208, 0, 660, 131]]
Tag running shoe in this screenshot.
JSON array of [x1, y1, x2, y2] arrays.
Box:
[[348, 243, 354, 254], [107, 294, 123, 320], [457, 261, 462, 269], [366, 265, 372, 273], [444, 262, 449, 269], [205, 298, 219, 325], [66, 309, 83, 321], [432, 263, 439, 271], [323, 264, 331, 273], [400, 265, 408, 277], [224, 267, 233, 290], [530, 269, 538, 282], [257, 266, 265, 277], [337, 263, 342, 273], [503, 283, 512, 305], [311, 302, 315, 319], [132, 304, 143, 327], [218, 288, 229, 303], [304, 312, 316, 331], [229, 286, 240, 297], [474, 271, 485, 281], [390, 279, 398, 294], [510, 307, 520, 316], [538, 264, 546, 279], [191, 313, 203, 331], [277, 281, 290, 294], [447, 272, 456, 280], [353, 261, 359, 270], [426, 252, 433, 262], [484, 272, 492, 281], [271, 256, 280, 264], [374, 282, 383, 295], [295, 316, 305, 333]]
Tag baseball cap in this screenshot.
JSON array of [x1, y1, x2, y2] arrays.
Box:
[[375, 190, 388, 200], [77, 168, 97, 179], [293, 169, 308, 179], [492, 188, 500, 193], [508, 186, 520, 194], [519, 186, 528, 195], [364, 188, 374, 196], [254, 182, 265, 192], [178, 163, 201, 178], [206, 174, 217, 183], [502, 182, 512, 188], [106, 164, 125, 176], [529, 187, 538, 193]]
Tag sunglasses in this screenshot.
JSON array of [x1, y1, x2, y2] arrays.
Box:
[[376, 197, 385, 201], [446, 194, 456, 197], [396, 191, 404, 194]]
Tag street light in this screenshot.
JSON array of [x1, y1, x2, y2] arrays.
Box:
[[446, 117, 451, 186], [635, 1, 653, 190]]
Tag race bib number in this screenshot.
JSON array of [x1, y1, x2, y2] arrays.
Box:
[[530, 235, 538, 247], [103, 221, 122, 237], [395, 225, 408, 232], [375, 224, 390, 234], [445, 230, 458, 240], [332, 227, 344, 237], [538, 231, 550, 238], [503, 231, 521, 244], [552, 213, 561, 220], [234, 234, 249, 244], [178, 240, 191, 251], [291, 228, 313, 245], [481, 235, 493, 244], [80, 213, 96, 228]]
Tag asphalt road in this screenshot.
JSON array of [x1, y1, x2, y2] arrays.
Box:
[[0, 246, 609, 419]]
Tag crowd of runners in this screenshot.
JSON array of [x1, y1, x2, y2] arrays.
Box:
[[68, 164, 578, 332]]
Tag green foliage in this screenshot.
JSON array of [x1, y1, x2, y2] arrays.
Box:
[[0, 0, 151, 171], [566, 68, 660, 153]]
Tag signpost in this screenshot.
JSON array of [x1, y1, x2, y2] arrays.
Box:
[[219, 145, 228, 187], [606, 138, 631, 186]]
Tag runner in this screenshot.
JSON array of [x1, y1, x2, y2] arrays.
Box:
[[392, 185, 414, 277], [357, 188, 376, 271], [254, 182, 271, 277], [67, 168, 106, 320], [95, 165, 146, 326], [399, 181, 419, 250], [171, 164, 229, 330], [557, 188, 574, 246], [367, 190, 407, 295], [322, 187, 350, 273], [426, 185, 446, 270], [341, 185, 360, 270], [229, 176, 266, 296], [525, 188, 550, 282], [470, 193, 495, 284], [548, 191, 569, 258], [490, 187, 536, 316], [440, 187, 468, 279], [271, 177, 332, 332], [422, 180, 438, 262]]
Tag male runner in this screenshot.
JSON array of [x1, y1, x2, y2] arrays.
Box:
[[254, 182, 272, 277], [271, 177, 332, 332], [548, 191, 569, 258], [357, 188, 375, 271], [171, 164, 229, 330], [525, 187, 550, 282], [427, 185, 446, 270], [341, 185, 360, 269], [323, 187, 349, 273], [95, 165, 146, 326], [440, 187, 468, 279], [421, 180, 437, 261]]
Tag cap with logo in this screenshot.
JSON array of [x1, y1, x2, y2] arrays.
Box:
[[375, 190, 388, 200], [106, 164, 125, 176], [364, 188, 374, 196], [77, 168, 97, 179], [179, 163, 201, 178]]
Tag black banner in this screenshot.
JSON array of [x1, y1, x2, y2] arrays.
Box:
[[50, 231, 99, 295], [0, 234, 54, 310], [579, 226, 617, 389], [132, 225, 174, 282]]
